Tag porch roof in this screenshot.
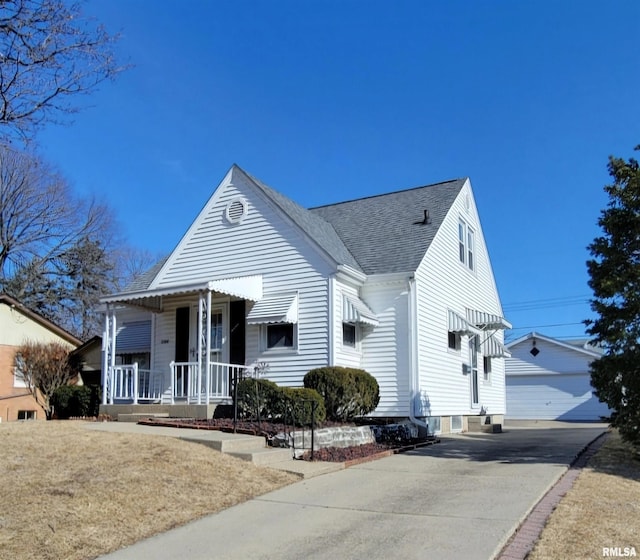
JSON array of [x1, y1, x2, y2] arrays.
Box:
[[246, 292, 298, 324], [102, 275, 263, 311]]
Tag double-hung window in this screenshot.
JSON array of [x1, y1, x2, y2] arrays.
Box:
[[458, 219, 475, 271]]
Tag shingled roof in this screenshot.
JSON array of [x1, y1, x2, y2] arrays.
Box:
[[310, 178, 466, 275]]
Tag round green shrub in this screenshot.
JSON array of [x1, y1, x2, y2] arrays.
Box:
[[236, 377, 280, 420], [279, 387, 326, 426], [303, 366, 379, 422]]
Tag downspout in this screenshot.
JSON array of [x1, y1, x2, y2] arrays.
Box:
[[407, 276, 429, 434]]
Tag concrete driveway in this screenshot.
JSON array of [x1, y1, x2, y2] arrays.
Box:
[[99, 421, 606, 560]]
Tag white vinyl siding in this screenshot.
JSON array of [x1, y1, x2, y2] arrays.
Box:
[[360, 279, 410, 417], [414, 180, 507, 417], [149, 171, 333, 388]]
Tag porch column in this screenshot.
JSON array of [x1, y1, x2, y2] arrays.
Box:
[[197, 293, 204, 405], [102, 306, 117, 405], [205, 289, 212, 404]]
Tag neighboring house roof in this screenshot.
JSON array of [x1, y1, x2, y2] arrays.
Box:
[[0, 294, 82, 346], [310, 178, 467, 274], [506, 331, 602, 359], [119, 257, 169, 294]]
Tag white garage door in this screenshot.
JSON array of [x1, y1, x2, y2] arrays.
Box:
[[506, 373, 611, 420]]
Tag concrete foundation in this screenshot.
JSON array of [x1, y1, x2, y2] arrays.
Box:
[[99, 403, 218, 422]]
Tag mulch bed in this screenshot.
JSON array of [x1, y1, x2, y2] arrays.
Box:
[[138, 417, 440, 462]]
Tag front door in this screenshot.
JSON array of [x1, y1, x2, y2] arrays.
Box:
[[175, 306, 191, 397]]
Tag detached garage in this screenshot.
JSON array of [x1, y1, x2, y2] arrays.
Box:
[[505, 332, 610, 421]]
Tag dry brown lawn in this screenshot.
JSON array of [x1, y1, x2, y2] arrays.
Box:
[[530, 430, 640, 560], [0, 420, 299, 560]]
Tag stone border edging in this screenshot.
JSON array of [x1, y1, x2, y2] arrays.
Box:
[[495, 430, 611, 560]]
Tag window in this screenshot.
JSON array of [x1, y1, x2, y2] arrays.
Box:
[[265, 323, 295, 350], [458, 221, 466, 264], [483, 356, 492, 381], [448, 331, 461, 351], [13, 366, 27, 388], [458, 219, 475, 271], [18, 410, 36, 420], [343, 322, 357, 348]]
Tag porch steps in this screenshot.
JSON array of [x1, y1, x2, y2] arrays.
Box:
[[467, 416, 503, 434], [228, 447, 293, 466]]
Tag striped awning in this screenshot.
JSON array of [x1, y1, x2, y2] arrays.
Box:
[[115, 320, 151, 353], [343, 294, 378, 326], [448, 310, 482, 336], [483, 335, 511, 358], [246, 293, 298, 324], [466, 308, 512, 330]]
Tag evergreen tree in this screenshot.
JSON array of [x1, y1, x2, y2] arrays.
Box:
[[586, 144, 640, 446]]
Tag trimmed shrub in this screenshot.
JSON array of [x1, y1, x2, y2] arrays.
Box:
[[236, 378, 280, 420], [51, 385, 101, 418], [280, 387, 326, 426], [304, 366, 379, 422]]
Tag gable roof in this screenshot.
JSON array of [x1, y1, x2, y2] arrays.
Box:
[[506, 331, 602, 358], [109, 168, 468, 300], [310, 178, 467, 274], [0, 294, 82, 346]]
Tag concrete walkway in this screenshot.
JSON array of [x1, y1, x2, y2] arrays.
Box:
[[93, 421, 606, 560]]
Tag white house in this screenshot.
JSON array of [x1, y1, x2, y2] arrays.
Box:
[[505, 332, 610, 421], [100, 165, 510, 433]]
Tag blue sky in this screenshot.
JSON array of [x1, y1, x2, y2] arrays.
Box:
[[38, 0, 639, 341]]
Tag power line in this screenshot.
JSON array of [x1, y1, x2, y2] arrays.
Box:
[[503, 295, 591, 312]]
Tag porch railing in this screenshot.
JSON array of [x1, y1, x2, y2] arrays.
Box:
[[107, 364, 163, 404], [170, 361, 253, 404]]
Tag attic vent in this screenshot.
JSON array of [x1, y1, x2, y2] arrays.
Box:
[[225, 197, 248, 224]]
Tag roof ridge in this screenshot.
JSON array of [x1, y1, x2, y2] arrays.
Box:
[[309, 177, 467, 210]]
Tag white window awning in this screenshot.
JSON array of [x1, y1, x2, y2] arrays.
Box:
[[448, 309, 482, 336], [466, 308, 512, 330], [343, 294, 378, 326], [483, 335, 511, 358], [247, 292, 298, 324]]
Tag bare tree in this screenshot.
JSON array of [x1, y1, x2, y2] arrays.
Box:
[[14, 340, 81, 419], [0, 0, 125, 141], [0, 144, 111, 284]]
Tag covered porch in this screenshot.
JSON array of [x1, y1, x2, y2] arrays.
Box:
[[100, 276, 264, 411]]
